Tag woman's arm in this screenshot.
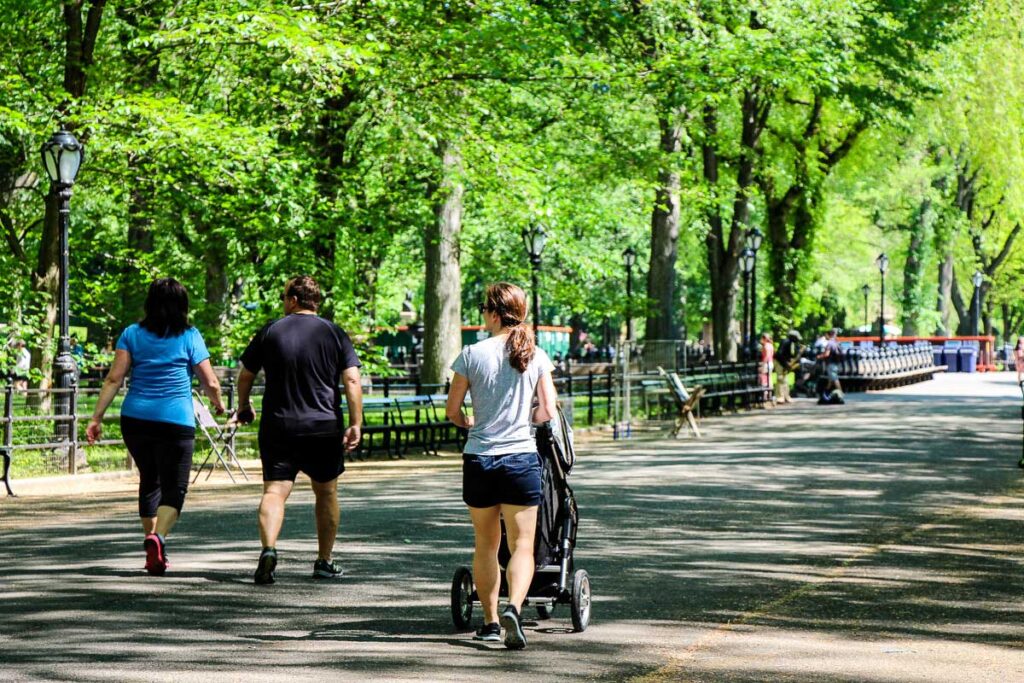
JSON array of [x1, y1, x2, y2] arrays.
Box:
[[445, 372, 474, 428], [533, 371, 558, 424], [86, 350, 131, 445], [193, 359, 224, 414]]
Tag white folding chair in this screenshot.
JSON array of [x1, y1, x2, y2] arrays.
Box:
[[192, 392, 249, 483], [658, 366, 704, 439]]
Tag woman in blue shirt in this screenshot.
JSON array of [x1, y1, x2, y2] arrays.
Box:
[[87, 278, 224, 576]]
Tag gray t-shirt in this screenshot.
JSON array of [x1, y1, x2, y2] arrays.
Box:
[[450, 335, 554, 456]]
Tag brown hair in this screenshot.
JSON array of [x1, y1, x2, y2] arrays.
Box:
[[284, 275, 321, 312], [484, 282, 535, 373]]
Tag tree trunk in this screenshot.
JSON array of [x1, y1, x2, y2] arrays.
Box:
[[421, 141, 463, 385], [117, 1, 160, 331], [645, 115, 682, 342], [900, 199, 931, 337], [568, 313, 584, 358], [951, 272, 969, 335], [28, 0, 106, 409], [28, 194, 59, 412], [313, 87, 358, 308], [936, 252, 954, 336], [704, 89, 767, 360], [203, 237, 230, 352]]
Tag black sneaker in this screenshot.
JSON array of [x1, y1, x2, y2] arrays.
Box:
[[254, 547, 277, 585], [499, 605, 527, 650], [312, 558, 344, 579], [473, 622, 501, 642]]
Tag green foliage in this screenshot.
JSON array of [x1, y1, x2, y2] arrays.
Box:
[[1, 0, 1022, 378]]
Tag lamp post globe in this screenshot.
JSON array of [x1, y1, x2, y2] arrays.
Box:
[[41, 129, 84, 186], [740, 248, 755, 359], [744, 229, 762, 359], [876, 252, 888, 345], [861, 284, 870, 330], [521, 223, 548, 340], [972, 270, 984, 336], [40, 129, 84, 452], [745, 227, 763, 253]]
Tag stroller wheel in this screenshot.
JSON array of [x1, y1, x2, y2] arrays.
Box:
[[570, 569, 591, 632], [536, 604, 553, 620], [450, 566, 474, 632]]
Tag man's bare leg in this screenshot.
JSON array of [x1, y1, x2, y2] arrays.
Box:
[[311, 477, 339, 562], [259, 480, 294, 548]]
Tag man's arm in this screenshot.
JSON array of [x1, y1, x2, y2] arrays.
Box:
[[235, 367, 257, 422], [341, 366, 363, 452]]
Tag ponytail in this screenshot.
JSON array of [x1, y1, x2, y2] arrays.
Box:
[[484, 282, 535, 373], [506, 323, 536, 373]]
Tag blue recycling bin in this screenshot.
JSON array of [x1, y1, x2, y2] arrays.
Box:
[[932, 346, 944, 368], [959, 346, 978, 373]]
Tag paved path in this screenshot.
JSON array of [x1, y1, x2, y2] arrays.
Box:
[[2, 373, 1023, 682]]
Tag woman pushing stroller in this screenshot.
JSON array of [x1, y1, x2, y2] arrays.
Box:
[[445, 282, 559, 650]]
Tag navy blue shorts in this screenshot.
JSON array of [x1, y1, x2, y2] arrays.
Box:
[[462, 451, 542, 508]]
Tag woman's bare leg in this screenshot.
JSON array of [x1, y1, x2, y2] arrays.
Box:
[[500, 504, 538, 611], [469, 505, 502, 623]]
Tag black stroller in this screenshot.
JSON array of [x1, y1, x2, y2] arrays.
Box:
[[450, 410, 591, 633]]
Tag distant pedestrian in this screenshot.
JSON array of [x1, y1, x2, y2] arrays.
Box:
[[816, 328, 845, 405], [1015, 337, 1024, 383], [86, 278, 224, 575], [11, 340, 30, 391], [774, 330, 802, 404], [759, 332, 774, 404], [446, 282, 558, 650], [234, 275, 363, 586], [70, 336, 85, 361]]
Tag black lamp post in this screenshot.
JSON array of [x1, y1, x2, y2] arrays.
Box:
[[623, 246, 636, 342], [740, 248, 756, 360], [745, 228, 763, 358], [861, 284, 870, 331], [522, 223, 548, 340], [40, 130, 84, 442], [876, 252, 889, 346], [972, 270, 984, 336]]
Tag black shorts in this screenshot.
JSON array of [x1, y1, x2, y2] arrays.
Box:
[[463, 451, 542, 508], [258, 431, 346, 483]]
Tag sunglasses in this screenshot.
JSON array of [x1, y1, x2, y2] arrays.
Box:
[[477, 303, 491, 315]]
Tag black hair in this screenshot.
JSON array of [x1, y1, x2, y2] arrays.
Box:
[[140, 278, 190, 337]]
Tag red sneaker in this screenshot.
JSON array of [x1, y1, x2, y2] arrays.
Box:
[[143, 534, 168, 576]]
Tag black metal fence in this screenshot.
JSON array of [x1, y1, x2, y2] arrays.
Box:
[[0, 359, 757, 485]]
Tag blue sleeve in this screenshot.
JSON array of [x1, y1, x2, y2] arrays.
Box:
[[115, 327, 133, 353], [187, 328, 211, 367]]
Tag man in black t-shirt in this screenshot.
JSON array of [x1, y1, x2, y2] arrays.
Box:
[[234, 275, 363, 585]]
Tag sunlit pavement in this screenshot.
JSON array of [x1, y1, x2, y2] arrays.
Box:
[[2, 372, 1023, 682]]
